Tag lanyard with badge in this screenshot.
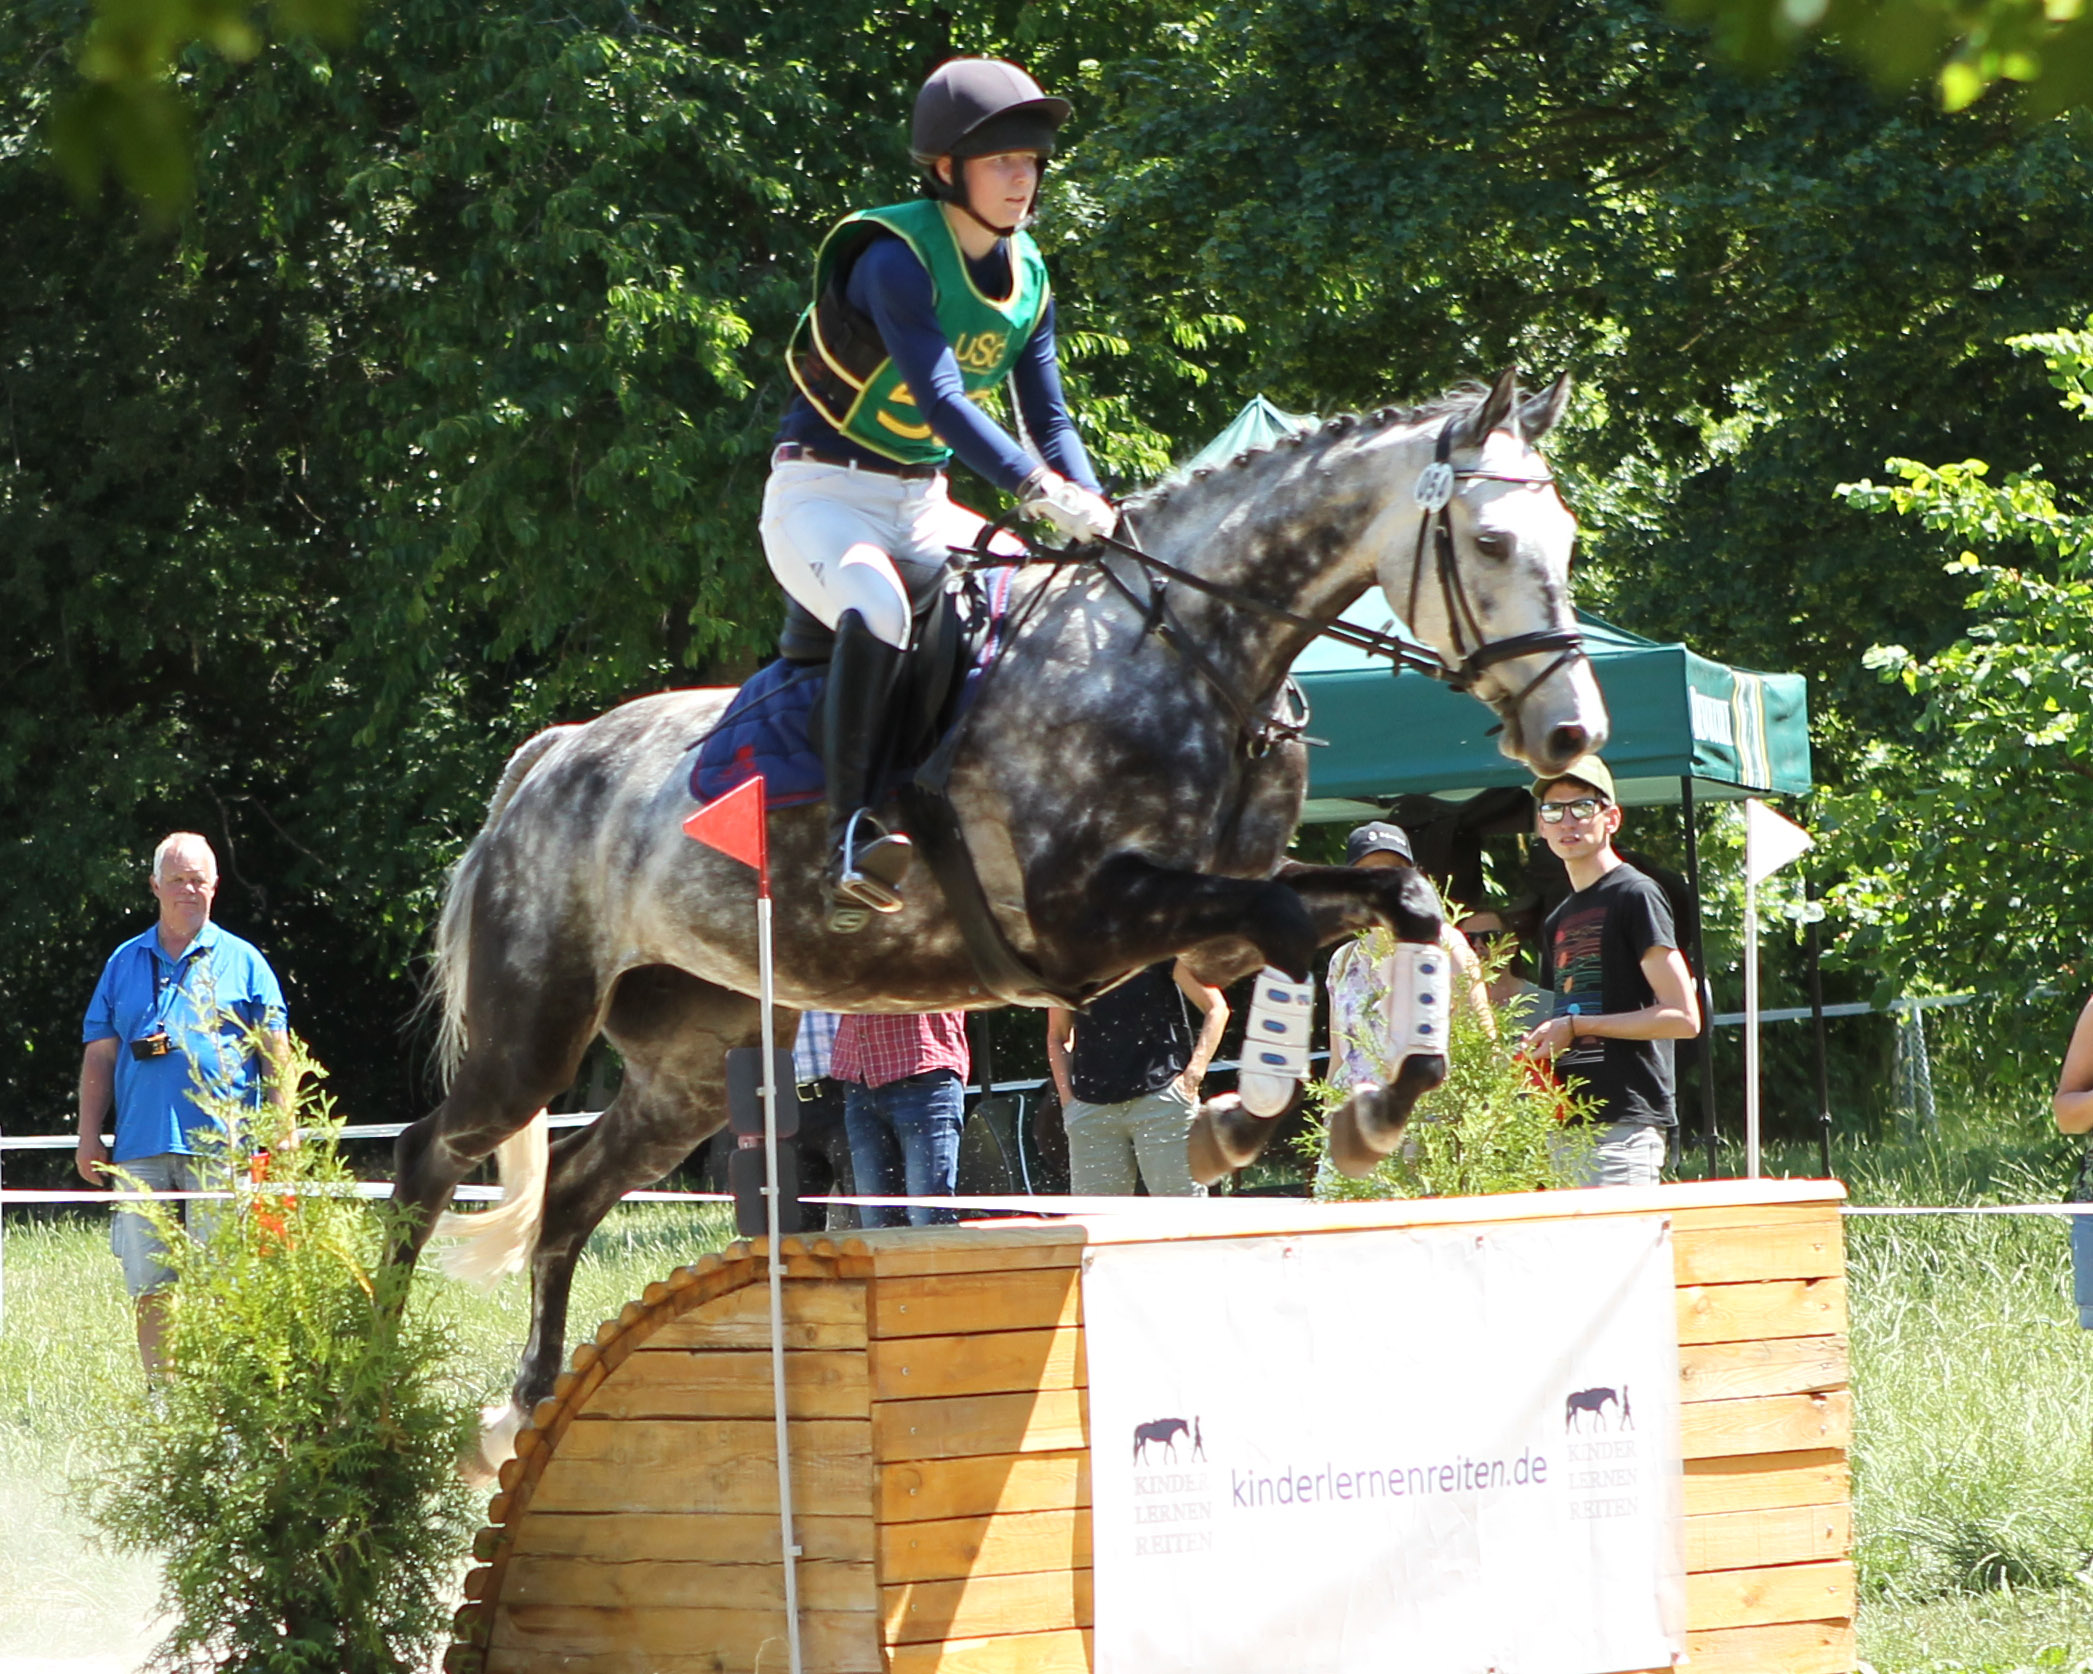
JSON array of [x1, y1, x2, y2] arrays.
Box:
[[131, 944, 198, 1062]]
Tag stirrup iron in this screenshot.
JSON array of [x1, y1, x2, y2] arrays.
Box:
[[831, 807, 912, 914], [1377, 941, 1448, 1079], [1238, 966, 1315, 1117]]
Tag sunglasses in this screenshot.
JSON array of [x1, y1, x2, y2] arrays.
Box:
[[1537, 797, 1608, 824], [1461, 928, 1510, 947]]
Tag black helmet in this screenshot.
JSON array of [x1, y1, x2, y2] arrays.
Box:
[[910, 58, 1071, 170]]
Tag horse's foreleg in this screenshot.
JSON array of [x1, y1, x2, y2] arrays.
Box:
[[1273, 860, 1447, 947], [1063, 857, 1326, 1182], [1275, 862, 1452, 1173], [1077, 854, 1325, 980]]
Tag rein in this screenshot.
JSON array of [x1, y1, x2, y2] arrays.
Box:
[[954, 415, 1585, 751]]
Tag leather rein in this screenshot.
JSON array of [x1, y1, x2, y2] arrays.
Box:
[[959, 416, 1585, 754]]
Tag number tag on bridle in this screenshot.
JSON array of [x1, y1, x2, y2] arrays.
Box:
[[1412, 462, 1455, 512]]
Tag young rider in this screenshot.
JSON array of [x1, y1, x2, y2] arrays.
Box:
[[764, 57, 1116, 931]]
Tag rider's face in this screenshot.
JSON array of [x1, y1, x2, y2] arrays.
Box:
[[948, 151, 1043, 223]]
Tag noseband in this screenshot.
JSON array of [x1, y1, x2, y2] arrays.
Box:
[[1406, 418, 1584, 713]]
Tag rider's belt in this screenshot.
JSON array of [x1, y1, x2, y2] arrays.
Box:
[[771, 442, 942, 480]]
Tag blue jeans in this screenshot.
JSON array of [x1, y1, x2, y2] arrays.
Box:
[[843, 1070, 964, 1228]]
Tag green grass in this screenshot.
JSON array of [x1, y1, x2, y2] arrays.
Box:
[[7, 1136, 2093, 1672], [0, 1201, 734, 1668]]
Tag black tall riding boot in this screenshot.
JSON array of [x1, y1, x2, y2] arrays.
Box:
[[822, 610, 914, 933]]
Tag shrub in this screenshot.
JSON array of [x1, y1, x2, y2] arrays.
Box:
[[80, 1040, 477, 1674]]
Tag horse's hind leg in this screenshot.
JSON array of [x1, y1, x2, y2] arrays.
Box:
[[506, 968, 778, 1416], [392, 963, 604, 1267]]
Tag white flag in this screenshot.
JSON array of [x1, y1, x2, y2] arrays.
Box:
[[1744, 797, 1813, 884]]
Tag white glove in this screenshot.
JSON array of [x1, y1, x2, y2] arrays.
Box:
[[1021, 470, 1117, 543]]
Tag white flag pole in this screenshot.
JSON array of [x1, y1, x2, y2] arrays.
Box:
[[1744, 836, 1762, 1179], [754, 788, 804, 1674], [1741, 799, 1814, 1181]]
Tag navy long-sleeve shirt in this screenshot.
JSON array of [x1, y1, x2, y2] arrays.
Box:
[[777, 229, 1101, 494]]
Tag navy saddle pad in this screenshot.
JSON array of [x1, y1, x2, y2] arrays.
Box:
[[690, 567, 1016, 810]]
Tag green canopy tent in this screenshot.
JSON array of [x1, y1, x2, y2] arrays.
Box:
[[1290, 598, 1811, 820]]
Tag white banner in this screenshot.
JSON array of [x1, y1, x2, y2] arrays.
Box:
[[1083, 1217, 1683, 1674]]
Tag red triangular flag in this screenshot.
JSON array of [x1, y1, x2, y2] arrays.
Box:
[[683, 775, 767, 879]]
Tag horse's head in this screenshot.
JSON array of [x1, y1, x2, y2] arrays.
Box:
[[1370, 370, 1607, 779]]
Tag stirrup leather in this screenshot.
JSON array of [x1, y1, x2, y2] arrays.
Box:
[[1237, 966, 1315, 1117], [1377, 940, 1448, 1078]]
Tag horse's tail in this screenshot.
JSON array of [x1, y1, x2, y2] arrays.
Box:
[[426, 724, 579, 1086], [419, 724, 577, 1290], [433, 1112, 549, 1287]]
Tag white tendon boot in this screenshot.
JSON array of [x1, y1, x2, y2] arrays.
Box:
[[1238, 966, 1316, 1117], [1378, 940, 1449, 1081]]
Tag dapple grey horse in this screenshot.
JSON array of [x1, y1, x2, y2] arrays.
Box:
[[394, 371, 1607, 1458]]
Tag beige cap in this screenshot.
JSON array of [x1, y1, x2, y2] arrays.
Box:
[[1531, 754, 1616, 803]]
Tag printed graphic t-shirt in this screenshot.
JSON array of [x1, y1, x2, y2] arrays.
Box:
[[1538, 865, 1679, 1128]]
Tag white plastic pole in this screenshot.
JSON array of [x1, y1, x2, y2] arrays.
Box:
[[756, 874, 804, 1674], [1744, 861, 1761, 1179]]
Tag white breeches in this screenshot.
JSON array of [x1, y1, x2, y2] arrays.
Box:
[[761, 458, 1011, 649]]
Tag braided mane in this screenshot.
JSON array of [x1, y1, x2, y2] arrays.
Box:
[[1124, 382, 1497, 516]]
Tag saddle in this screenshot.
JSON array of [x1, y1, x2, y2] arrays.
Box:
[[690, 571, 1006, 810], [692, 569, 1105, 1009]]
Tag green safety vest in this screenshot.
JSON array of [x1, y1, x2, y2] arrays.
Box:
[[787, 198, 1050, 467]]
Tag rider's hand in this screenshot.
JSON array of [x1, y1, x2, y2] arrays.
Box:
[[1021, 470, 1117, 544]]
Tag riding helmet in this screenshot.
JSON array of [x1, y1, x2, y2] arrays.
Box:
[[910, 58, 1071, 181]]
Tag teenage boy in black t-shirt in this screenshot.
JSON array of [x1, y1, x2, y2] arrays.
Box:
[[1519, 757, 1701, 1187]]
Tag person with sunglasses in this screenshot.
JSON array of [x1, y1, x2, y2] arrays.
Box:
[[1455, 906, 1546, 1025], [1519, 758, 1700, 1186]]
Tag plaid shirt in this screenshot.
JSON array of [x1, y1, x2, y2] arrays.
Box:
[[831, 1010, 971, 1089], [793, 1010, 841, 1084]]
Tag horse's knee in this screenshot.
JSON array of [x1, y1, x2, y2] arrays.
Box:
[[1248, 883, 1320, 982], [1378, 870, 1444, 942]]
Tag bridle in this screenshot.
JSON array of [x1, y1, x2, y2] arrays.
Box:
[[956, 415, 1587, 752], [1404, 416, 1585, 711]]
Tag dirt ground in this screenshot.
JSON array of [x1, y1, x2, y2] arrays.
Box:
[[0, 1468, 161, 1674]]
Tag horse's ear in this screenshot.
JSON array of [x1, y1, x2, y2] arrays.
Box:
[[1459, 367, 1520, 447], [1517, 373, 1572, 444]]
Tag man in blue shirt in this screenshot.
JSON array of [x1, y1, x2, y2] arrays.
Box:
[[76, 832, 290, 1375]]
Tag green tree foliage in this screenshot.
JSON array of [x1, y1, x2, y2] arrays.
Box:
[[1825, 323, 2093, 1020], [45, 0, 364, 209], [1674, 0, 2093, 116], [1060, 0, 2093, 751], [81, 1044, 477, 1673]]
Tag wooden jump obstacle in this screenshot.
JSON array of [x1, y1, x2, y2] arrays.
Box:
[[446, 1178, 1853, 1674]]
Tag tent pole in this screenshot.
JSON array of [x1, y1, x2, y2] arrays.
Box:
[[1807, 880, 1832, 1177], [1682, 776, 1719, 1177]]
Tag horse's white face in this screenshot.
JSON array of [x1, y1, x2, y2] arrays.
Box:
[[1374, 376, 1609, 779]]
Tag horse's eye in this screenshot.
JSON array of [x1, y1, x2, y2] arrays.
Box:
[[1474, 530, 1514, 560]]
